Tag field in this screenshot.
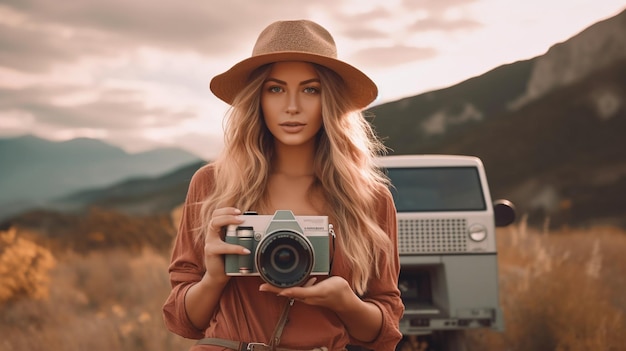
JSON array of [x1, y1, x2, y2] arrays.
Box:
[[466, 217, 626, 351], [1, 212, 625, 351]]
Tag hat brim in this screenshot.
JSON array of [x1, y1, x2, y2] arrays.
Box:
[[210, 52, 378, 110]]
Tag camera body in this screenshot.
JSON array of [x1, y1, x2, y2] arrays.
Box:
[[224, 210, 331, 288]]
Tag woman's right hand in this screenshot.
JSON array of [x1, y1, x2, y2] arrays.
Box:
[[184, 207, 248, 331], [202, 207, 247, 285]]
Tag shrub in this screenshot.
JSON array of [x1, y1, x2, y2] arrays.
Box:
[[0, 227, 56, 305], [0, 246, 194, 351]]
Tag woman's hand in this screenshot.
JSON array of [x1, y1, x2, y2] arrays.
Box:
[[183, 207, 247, 331], [258, 276, 354, 311], [259, 276, 384, 343], [201, 207, 247, 285]]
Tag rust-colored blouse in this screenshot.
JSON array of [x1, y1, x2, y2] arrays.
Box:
[[163, 164, 403, 351]]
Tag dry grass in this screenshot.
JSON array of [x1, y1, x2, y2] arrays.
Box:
[[0, 229, 194, 351], [0, 227, 56, 304], [2, 217, 626, 351], [466, 217, 626, 351]]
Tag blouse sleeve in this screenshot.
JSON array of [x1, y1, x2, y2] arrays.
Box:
[[350, 187, 404, 351], [162, 164, 213, 339]]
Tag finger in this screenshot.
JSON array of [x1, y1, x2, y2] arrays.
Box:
[[213, 207, 242, 217], [207, 208, 244, 237], [206, 240, 251, 255], [259, 280, 308, 295], [273, 278, 317, 298], [275, 282, 317, 299], [224, 242, 251, 255], [259, 276, 316, 292], [303, 277, 317, 287], [211, 207, 243, 227], [258, 283, 281, 294]]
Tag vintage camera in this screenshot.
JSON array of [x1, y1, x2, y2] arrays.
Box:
[[224, 210, 331, 288]]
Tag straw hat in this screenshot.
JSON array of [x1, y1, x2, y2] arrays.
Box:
[[210, 20, 378, 109]]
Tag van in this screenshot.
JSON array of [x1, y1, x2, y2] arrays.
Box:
[[377, 154, 515, 350]]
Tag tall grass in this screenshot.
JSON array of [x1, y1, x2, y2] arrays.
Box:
[[0, 231, 194, 351], [466, 217, 626, 351]]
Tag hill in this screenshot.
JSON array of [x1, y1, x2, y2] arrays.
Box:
[[367, 10, 626, 229], [0, 135, 202, 220], [54, 161, 207, 216]]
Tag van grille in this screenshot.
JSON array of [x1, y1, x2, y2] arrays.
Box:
[[398, 218, 467, 254]]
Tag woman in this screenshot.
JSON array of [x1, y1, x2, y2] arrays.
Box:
[[163, 20, 403, 351]]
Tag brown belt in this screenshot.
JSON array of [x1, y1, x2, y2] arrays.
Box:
[[196, 298, 329, 351], [195, 337, 328, 351]]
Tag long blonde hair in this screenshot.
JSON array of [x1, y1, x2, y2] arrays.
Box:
[[200, 63, 392, 294]]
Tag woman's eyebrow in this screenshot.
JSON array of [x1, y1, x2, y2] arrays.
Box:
[[264, 78, 320, 85], [299, 78, 320, 85]]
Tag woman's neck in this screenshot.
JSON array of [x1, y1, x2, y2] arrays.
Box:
[[271, 142, 316, 177]]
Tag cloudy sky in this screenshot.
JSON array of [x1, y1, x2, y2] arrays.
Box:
[[1, 0, 624, 160]]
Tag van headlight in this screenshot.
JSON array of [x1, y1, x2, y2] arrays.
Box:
[[468, 224, 487, 242]]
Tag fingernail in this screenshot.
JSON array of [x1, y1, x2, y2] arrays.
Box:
[[243, 248, 251, 254], [234, 208, 241, 214]]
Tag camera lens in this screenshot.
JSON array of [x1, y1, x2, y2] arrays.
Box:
[[271, 244, 299, 273], [256, 230, 314, 288]]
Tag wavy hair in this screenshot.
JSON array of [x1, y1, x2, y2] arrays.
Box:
[[200, 63, 392, 295]]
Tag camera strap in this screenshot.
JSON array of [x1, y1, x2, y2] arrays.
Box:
[[268, 297, 294, 348], [329, 224, 336, 274]]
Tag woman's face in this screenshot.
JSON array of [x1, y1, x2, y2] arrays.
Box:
[[261, 61, 323, 148]]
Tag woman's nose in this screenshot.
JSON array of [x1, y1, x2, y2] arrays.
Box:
[[286, 92, 299, 114]]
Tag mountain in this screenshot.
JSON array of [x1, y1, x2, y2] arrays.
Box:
[[368, 9, 626, 229], [55, 160, 207, 216], [0, 135, 203, 219]]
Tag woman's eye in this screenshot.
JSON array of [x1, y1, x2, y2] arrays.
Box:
[[268, 86, 283, 93], [303, 86, 320, 94]]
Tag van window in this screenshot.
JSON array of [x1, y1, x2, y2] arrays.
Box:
[[386, 167, 486, 212]]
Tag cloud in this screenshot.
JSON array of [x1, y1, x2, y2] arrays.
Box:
[[341, 25, 389, 41], [1, 0, 476, 78], [351, 45, 437, 67], [326, 1, 482, 70], [0, 23, 77, 73], [0, 85, 195, 130], [0, 3, 232, 73], [401, 0, 479, 13], [400, 0, 483, 33], [0, 0, 357, 63], [0, 0, 348, 76], [410, 17, 482, 32], [0, 0, 490, 156]]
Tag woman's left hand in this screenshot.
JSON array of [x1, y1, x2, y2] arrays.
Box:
[[261, 275, 384, 343], [259, 276, 354, 311]]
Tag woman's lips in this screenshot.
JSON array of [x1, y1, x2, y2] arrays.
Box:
[[279, 122, 305, 133]]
